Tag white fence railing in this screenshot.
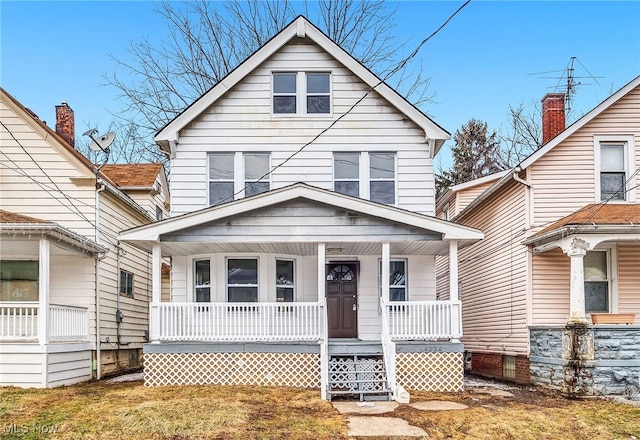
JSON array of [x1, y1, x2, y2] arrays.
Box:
[[154, 302, 323, 342], [0, 302, 89, 341], [384, 300, 462, 340]]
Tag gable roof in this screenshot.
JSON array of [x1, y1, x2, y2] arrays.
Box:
[[155, 16, 450, 157], [120, 182, 483, 251], [452, 75, 640, 221], [101, 163, 165, 188], [0, 210, 52, 225]]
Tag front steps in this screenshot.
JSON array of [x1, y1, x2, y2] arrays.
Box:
[[327, 341, 392, 401]]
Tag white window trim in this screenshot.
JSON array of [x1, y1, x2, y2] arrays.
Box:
[[271, 71, 332, 117], [207, 152, 271, 205], [584, 246, 618, 314], [593, 135, 636, 203]]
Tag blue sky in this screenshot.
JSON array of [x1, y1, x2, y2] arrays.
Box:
[[2, 1, 639, 169]]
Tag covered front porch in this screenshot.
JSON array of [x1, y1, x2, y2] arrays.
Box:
[[0, 212, 103, 387], [121, 184, 482, 399]]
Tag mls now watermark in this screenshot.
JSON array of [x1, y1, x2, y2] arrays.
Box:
[[3, 423, 59, 435]]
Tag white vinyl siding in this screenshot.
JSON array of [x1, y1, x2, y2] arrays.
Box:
[[617, 243, 640, 323], [169, 40, 435, 216]]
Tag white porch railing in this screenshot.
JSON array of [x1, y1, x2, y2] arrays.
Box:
[[154, 302, 323, 342], [384, 300, 462, 341], [0, 302, 89, 341]]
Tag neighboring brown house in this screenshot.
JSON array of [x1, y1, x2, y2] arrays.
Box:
[[436, 75, 640, 399]]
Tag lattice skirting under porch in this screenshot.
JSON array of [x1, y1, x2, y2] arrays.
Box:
[[396, 352, 463, 392], [143, 352, 321, 388]]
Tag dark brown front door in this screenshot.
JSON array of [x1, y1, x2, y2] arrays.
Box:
[[326, 262, 358, 338]]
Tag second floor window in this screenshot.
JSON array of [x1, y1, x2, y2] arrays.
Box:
[[209, 153, 270, 206], [334, 152, 360, 197], [273, 72, 331, 115], [370, 153, 396, 205]]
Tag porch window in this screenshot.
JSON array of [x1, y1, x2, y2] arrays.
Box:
[[370, 153, 396, 205], [227, 258, 258, 302], [333, 152, 360, 197], [244, 153, 270, 197], [276, 259, 295, 302], [584, 251, 609, 313], [194, 259, 211, 302], [209, 153, 235, 206], [0, 260, 38, 301], [120, 270, 134, 298], [379, 259, 407, 301]]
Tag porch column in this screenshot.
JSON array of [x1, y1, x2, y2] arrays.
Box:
[[38, 238, 50, 347], [150, 242, 162, 342], [317, 243, 328, 400], [449, 240, 459, 302], [317, 243, 325, 301], [566, 239, 589, 323], [381, 242, 390, 303]]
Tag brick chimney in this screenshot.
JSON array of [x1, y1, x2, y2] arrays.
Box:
[[541, 93, 565, 145], [55, 101, 75, 148]]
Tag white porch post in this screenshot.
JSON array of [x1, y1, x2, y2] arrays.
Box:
[[381, 242, 390, 303], [317, 242, 328, 400], [38, 238, 50, 388], [566, 239, 589, 323], [150, 242, 162, 342], [449, 240, 459, 302], [38, 238, 50, 346]]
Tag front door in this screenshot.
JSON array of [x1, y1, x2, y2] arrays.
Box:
[[326, 262, 358, 338]]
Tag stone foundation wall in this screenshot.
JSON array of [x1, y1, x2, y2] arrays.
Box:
[[530, 325, 640, 399]]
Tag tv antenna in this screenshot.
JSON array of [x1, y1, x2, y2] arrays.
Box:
[[83, 128, 115, 171], [529, 57, 603, 112]]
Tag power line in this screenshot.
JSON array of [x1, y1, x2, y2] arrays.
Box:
[[219, 0, 471, 204]]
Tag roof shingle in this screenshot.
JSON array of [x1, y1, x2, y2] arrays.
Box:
[[101, 163, 164, 188]]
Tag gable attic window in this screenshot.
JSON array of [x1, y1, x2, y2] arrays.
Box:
[[594, 135, 636, 203], [273, 72, 331, 115]]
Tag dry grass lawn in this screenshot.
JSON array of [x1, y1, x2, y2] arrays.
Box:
[[1, 378, 639, 440]]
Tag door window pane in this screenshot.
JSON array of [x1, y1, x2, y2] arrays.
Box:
[[228, 259, 258, 302], [195, 260, 211, 302]]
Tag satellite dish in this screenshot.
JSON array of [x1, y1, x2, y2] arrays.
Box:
[[88, 132, 116, 152]]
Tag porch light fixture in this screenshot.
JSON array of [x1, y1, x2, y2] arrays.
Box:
[[326, 247, 343, 255]]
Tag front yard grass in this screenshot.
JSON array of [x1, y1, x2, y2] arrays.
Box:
[[1, 379, 639, 439]]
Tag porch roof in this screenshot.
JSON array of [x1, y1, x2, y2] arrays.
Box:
[[0, 210, 106, 256], [120, 183, 483, 256], [523, 204, 640, 252]]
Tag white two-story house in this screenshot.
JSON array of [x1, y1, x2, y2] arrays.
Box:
[[120, 16, 482, 401]]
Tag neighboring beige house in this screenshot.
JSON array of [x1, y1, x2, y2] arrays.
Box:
[[120, 16, 483, 402], [436, 75, 640, 398], [0, 87, 169, 387]]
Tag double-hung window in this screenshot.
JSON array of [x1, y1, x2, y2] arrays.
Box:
[[209, 153, 235, 206], [194, 259, 211, 302], [273, 72, 331, 115], [595, 136, 636, 202], [227, 258, 258, 302], [379, 259, 407, 302], [584, 251, 610, 313], [276, 259, 295, 302], [209, 153, 270, 205], [120, 270, 134, 298], [333, 152, 360, 197], [370, 153, 396, 205]]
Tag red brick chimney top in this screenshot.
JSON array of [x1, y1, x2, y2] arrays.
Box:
[[541, 93, 565, 145], [55, 101, 75, 148]]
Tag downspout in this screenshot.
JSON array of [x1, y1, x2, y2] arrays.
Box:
[[512, 166, 530, 188], [95, 178, 107, 380]]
